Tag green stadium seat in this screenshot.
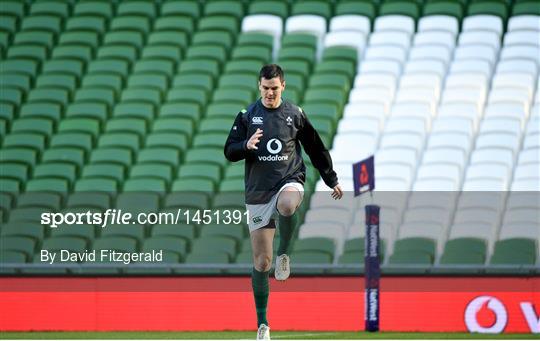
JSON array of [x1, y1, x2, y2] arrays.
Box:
[[100, 223, 146, 242], [206, 103, 244, 119], [1, 87, 23, 107], [336, 1, 376, 19], [34, 163, 78, 185], [178, 163, 222, 185], [128, 73, 169, 93], [293, 251, 333, 274], [192, 236, 238, 258], [282, 33, 318, 50], [171, 178, 216, 193], [161, 0, 201, 18], [50, 224, 97, 243], [178, 59, 220, 80], [43, 59, 84, 81], [90, 147, 133, 168], [193, 132, 228, 149], [1, 74, 31, 94], [66, 102, 109, 124], [75, 178, 118, 192], [180, 251, 230, 274], [14, 31, 55, 49], [36, 74, 77, 95], [52, 44, 94, 63], [7, 44, 47, 63], [1, 163, 29, 183], [148, 31, 188, 52], [192, 30, 234, 50], [490, 238, 537, 265], [75, 87, 117, 108], [512, 1, 540, 15], [291, 0, 332, 18], [231, 45, 272, 64], [134, 58, 175, 77], [212, 89, 254, 106], [3, 133, 45, 152], [165, 191, 209, 210], [30, 1, 70, 18], [1, 222, 46, 241], [25, 178, 69, 193], [0, 148, 37, 168], [152, 117, 194, 140], [11, 117, 54, 137], [186, 44, 227, 65], [104, 30, 145, 49], [219, 178, 244, 192], [58, 118, 101, 139], [249, 0, 288, 18], [1, 59, 39, 79], [0, 15, 17, 34], [146, 132, 189, 152], [439, 238, 486, 265], [309, 74, 351, 92], [205, 0, 244, 19], [137, 147, 180, 168], [42, 147, 86, 170], [151, 224, 196, 242], [98, 132, 141, 153], [322, 46, 358, 64], [143, 237, 188, 258], [199, 118, 235, 134], [66, 192, 111, 211], [225, 60, 264, 78], [199, 224, 245, 242], [293, 237, 335, 257], [142, 44, 183, 64], [21, 15, 62, 34], [121, 87, 162, 107], [27, 88, 70, 108], [0, 178, 21, 193], [302, 103, 340, 124], [97, 45, 138, 64], [198, 15, 238, 37], [0, 1, 26, 19], [379, 1, 420, 19], [303, 88, 346, 111], [88, 59, 130, 79], [105, 117, 147, 138], [0, 250, 27, 264], [211, 192, 245, 211], [166, 88, 208, 109], [7, 207, 45, 223], [81, 162, 122, 184], [224, 162, 244, 179], [130, 163, 173, 184], [0, 103, 14, 123], [468, 1, 508, 20], [59, 31, 100, 49], [154, 16, 195, 36], [110, 16, 151, 35], [279, 46, 317, 69], [0, 236, 36, 259], [117, 1, 157, 18], [315, 60, 356, 80], [66, 16, 107, 34], [73, 1, 113, 18], [93, 236, 138, 253], [172, 73, 214, 94], [423, 1, 464, 19]]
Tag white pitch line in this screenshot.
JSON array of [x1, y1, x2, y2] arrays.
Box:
[[272, 332, 343, 339]]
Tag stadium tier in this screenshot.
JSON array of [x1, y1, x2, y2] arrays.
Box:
[[0, 0, 538, 275]]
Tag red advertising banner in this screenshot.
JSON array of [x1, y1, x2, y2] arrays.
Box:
[[0, 277, 538, 333]]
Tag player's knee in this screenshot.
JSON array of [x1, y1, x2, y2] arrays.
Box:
[[277, 198, 296, 217], [254, 254, 272, 272]]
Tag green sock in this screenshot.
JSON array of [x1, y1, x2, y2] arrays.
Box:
[[277, 213, 297, 256], [252, 268, 269, 327]]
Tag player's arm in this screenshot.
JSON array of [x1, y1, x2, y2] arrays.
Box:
[[224, 112, 250, 162], [297, 110, 339, 189]]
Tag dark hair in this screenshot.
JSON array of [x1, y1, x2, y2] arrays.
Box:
[[259, 64, 284, 82]]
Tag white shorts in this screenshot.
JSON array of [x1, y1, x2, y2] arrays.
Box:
[[246, 182, 304, 232]]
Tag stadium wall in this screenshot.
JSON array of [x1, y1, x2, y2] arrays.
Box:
[[0, 277, 538, 333]]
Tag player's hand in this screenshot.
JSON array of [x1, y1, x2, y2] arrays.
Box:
[[247, 128, 263, 150], [331, 184, 343, 200]]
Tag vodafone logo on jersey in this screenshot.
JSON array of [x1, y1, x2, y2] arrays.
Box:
[[258, 138, 288, 162]]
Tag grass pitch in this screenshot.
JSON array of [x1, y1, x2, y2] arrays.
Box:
[[0, 331, 536, 339]]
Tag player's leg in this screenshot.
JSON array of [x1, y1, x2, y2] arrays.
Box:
[[250, 223, 275, 333], [275, 185, 303, 280]]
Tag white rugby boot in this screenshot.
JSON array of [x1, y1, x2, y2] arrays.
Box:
[[257, 323, 270, 340], [274, 254, 290, 281]]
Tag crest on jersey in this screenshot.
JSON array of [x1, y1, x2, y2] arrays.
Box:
[[286, 116, 292, 126], [252, 117, 263, 125]]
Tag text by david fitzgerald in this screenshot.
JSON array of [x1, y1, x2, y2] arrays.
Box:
[[40, 250, 163, 265]]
